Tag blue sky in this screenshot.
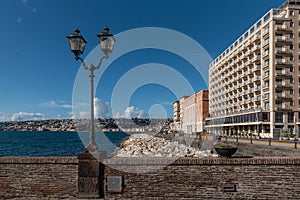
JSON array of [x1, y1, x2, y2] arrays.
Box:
[[0, 0, 286, 121]]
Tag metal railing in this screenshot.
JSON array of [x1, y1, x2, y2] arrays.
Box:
[[221, 136, 299, 149]]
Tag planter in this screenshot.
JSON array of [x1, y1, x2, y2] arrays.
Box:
[[214, 147, 238, 158]]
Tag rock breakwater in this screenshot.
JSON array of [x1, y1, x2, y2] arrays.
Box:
[[114, 134, 217, 158]]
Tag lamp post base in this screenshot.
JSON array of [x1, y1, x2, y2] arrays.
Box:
[[77, 151, 106, 198], [86, 143, 99, 153]]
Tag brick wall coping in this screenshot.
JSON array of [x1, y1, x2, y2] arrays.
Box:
[[1, 156, 300, 165], [103, 157, 300, 165], [0, 156, 78, 164]]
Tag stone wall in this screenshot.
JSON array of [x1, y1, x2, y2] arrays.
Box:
[[104, 157, 300, 200], [1, 156, 300, 199], [0, 157, 78, 199]]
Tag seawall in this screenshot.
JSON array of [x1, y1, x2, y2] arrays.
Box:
[[1, 156, 300, 199], [0, 157, 78, 199]]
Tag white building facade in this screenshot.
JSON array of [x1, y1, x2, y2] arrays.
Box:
[[206, 0, 300, 138]]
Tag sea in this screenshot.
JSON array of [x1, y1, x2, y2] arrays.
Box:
[[0, 131, 130, 156]]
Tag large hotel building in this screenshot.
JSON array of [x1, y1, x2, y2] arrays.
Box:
[[206, 0, 300, 138]]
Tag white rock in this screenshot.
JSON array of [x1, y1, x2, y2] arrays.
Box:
[[114, 134, 215, 158]]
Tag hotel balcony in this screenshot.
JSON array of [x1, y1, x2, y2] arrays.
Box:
[[252, 55, 261, 62], [262, 84, 269, 89], [254, 95, 262, 102], [245, 40, 251, 47], [273, 9, 289, 21], [254, 75, 261, 81], [276, 103, 293, 111], [275, 36, 286, 41], [262, 61, 269, 69], [275, 24, 287, 29], [251, 34, 261, 42], [275, 93, 293, 100], [275, 47, 291, 54], [275, 24, 291, 32], [275, 36, 291, 43], [262, 39, 270, 47], [253, 85, 261, 92], [252, 64, 261, 72], [275, 70, 293, 77], [262, 72, 269, 79], [276, 59, 292, 67], [251, 44, 261, 52], [262, 29, 269, 36], [275, 82, 293, 89], [262, 51, 269, 58]]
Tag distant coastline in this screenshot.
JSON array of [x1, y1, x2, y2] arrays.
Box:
[[0, 118, 169, 133], [0, 119, 75, 132]]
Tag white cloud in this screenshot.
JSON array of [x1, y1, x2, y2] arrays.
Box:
[[39, 100, 72, 109], [0, 112, 45, 122], [68, 112, 76, 119], [68, 98, 111, 119], [94, 98, 111, 118], [67, 99, 146, 119], [114, 106, 147, 119], [68, 111, 89, 119]]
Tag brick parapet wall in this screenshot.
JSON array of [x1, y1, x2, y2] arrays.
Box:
[[104, 157, 300, 199], [2, 157, 300, 199], [0, 156, 78, 199]]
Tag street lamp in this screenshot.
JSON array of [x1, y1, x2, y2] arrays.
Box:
[[67, 27, 115, 152]]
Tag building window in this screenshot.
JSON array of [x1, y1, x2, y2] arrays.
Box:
[[290, 101, 294, 106], [257, 112, 262, 121], [250, 113, 256, 122], [290, 11, 294, 16], [290, 89, 294, 94], [265, 102, 270, 110], [264, 70, 269, 76], [265, 80, 269, 86], [276, 100, 282, 108], [276, 79, 282, 85], [290, 33, 294, 39], [290, 67, 294, 72], [288, 112, 294, 123], [275, 112, 283, 123], [263, 112, 270, 122], [290, 78, 294, 84], [290, 44, 294, 50], [276, 68, 282, 73], [276, 90, 282, 96], [264, 93, 270, 99], [290, 21, 294, 27]]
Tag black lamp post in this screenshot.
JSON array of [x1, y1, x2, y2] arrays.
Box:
[[67, 27, 115, 152]]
